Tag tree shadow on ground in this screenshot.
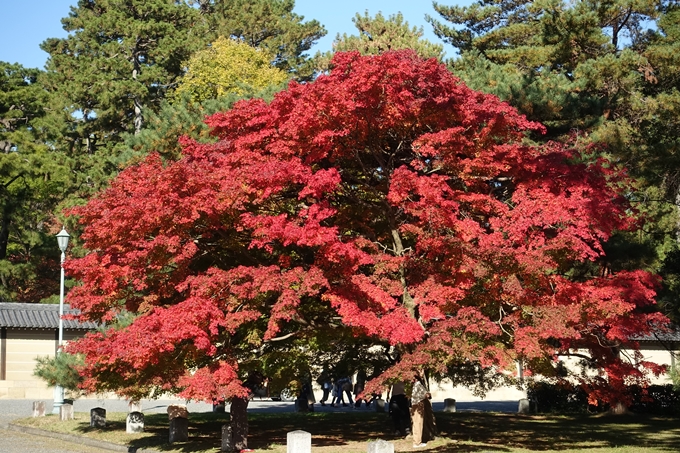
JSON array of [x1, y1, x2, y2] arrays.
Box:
[[73, 411, 680, 452], [436, 412, 680, 452]]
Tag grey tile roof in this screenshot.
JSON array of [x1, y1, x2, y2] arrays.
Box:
[[0, 302, 98, 330], [637, 327, 680, 343]]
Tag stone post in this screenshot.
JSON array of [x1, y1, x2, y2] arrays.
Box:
[[367, 439, 394, 453], [169, 417, 189, 443], [287, 430, 311, 453], [90, 407, 106, 428], [126, 411, 145, 433], [221, 424, 232, 452], [443, 398, 456, 413], [59, 403, 74, 421], [167, 405, 189, 444], [32, 401, 46, 417], [518, 398, 531, 414]]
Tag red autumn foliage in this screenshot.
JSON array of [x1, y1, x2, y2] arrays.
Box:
[[65, 50, 667, 405]]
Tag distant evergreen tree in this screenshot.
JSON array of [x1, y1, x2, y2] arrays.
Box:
[[0, 62, 71, 301], [2, 0, 325, 303], [39, 0, 325, 180], [193, 0, 326, 80], [316, 11, 444, 71], [337, 11, 444, 59]]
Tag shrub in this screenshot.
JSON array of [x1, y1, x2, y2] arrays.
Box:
[[528, 381, 680, 415]]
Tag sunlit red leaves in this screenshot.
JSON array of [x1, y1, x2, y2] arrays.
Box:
[[65, 50, 667, 403]]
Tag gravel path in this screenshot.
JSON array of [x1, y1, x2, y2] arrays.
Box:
[[0, 428, 106, 453]]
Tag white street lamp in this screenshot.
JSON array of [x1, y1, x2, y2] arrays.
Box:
[[53, 227, 70, 414]]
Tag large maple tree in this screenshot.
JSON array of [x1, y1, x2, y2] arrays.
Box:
[[65, 50, 667, 447]]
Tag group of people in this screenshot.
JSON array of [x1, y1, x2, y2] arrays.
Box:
[[316, 370, 436, 448], [318, 375, 372, 408]]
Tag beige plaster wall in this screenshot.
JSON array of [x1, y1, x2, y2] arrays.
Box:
[[0, 328, 85, 399]]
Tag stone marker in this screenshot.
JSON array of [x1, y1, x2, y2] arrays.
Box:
[[128, 400, 141, 413], [443, 398, 456, 413], [167, 404, 189, 420], [287, 430, 311, 453], [518, 398, 531, 414], [213, 401, 226, 413], [367, 439, 394, 453], [127, 411, 145, 433], [32, 401, 45, 417], [90, 407, 107, 428], [169, 416, 189, 443], [221, 424, 232, 452], [374, 398, 386, 413], [60, 403, 74, 421]]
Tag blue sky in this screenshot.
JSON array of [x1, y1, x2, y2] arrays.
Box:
[[0, 1, 465, 70]]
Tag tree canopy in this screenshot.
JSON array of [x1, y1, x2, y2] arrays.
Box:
[[173, 37, 290, 103], [0, 1, 328, 306], [427, 0, 680, 321], [65, 52, 667, 448], [194, 0, 326, 80], [334, 11, 444, 59], [0, 62, 71, 301]]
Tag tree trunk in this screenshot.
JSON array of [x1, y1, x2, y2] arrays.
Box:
[[230, 396, 249, 450], [0, 214, 9, 261], [132, 54, 143, 135], [608, 401, 631, 415]]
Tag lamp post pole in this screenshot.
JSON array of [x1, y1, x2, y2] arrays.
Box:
[[53, 228, 70, 414]]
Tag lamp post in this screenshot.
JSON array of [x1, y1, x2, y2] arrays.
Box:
[[53, 227, 70, 414]]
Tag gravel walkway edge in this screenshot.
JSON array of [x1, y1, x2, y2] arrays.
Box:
[[5, 423, 161, 453]]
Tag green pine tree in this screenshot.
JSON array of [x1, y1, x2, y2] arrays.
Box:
[[0, 62, 72, 301], [195, 0, 326, 80]]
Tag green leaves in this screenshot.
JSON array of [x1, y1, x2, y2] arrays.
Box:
[[0, 62, 73, 301], [174, 37, 290, 104], [34, 352, 85, 393], [200, 0, 326, 80]]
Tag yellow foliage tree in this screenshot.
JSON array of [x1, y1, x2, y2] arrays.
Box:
[[174, 37, 289, 103]]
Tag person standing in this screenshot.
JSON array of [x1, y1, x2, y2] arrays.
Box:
[[340, 376, 354, 406], [354, 370, 367, 408], [330, 377, 345, 407], [410, 374, 436, 448], [320, 380, 332, 406], [317, 371, 332, 406], [389, 381, 411, 436]]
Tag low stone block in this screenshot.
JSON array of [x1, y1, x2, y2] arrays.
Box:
[[167, 404, 189, 420], [221, 424, 232, 452], [127, 411, 145, 433], [443, 398, 456, 413], [367, 439, 394, 453], [32, 401, 45, 417], [287, 430, 311, 453], [518, 398, 531, 414], [90, 407, 106, 428], [169, 416, 189, 443], [59, 403, 74, 421]]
